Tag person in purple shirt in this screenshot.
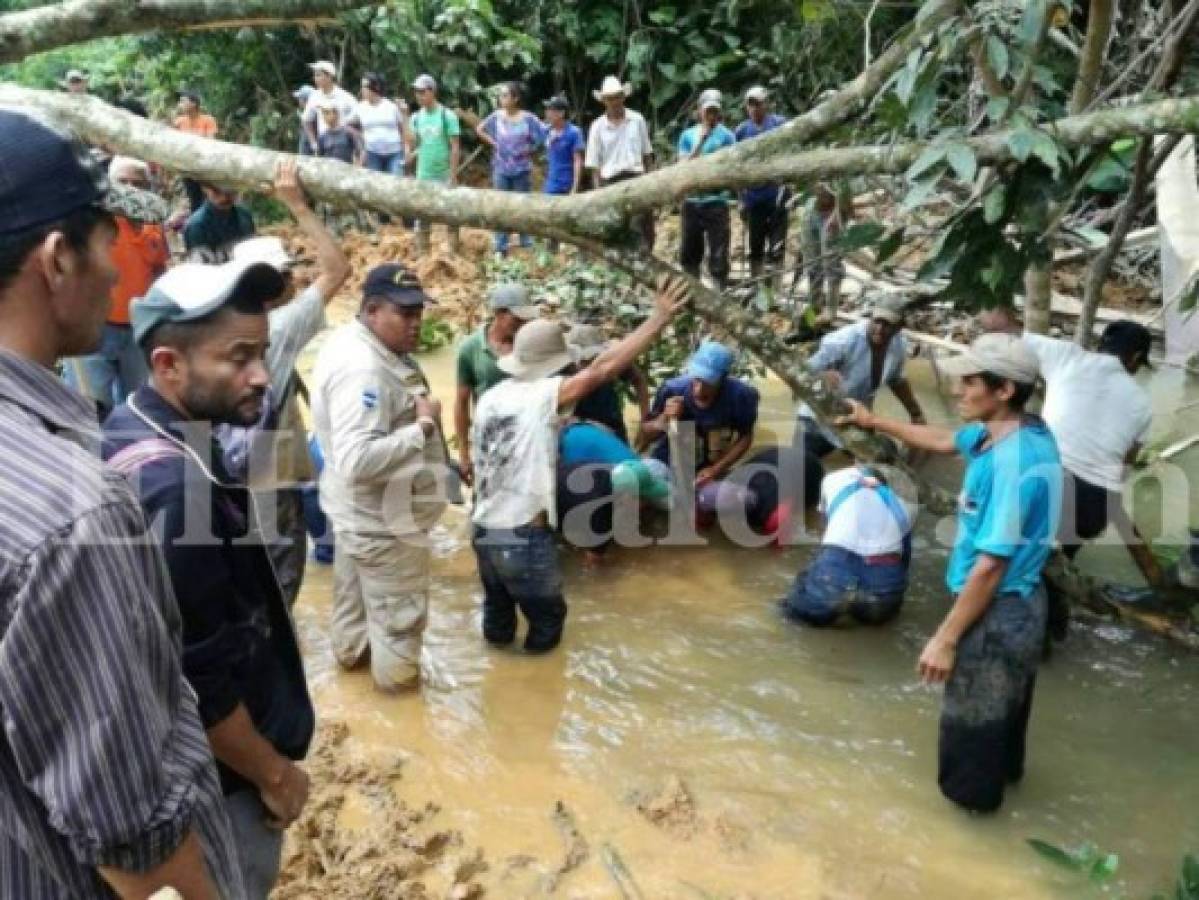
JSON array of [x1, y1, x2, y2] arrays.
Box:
[[476, 81, 548, 256], [734, 86, 790, 281]]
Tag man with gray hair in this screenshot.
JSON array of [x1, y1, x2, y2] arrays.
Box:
[[453, 281, 540, 485], [62, 154, 169, 418]]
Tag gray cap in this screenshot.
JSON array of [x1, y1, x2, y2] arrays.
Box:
[[941, 333, 1041, 385], [744, 85, 768, 102], [869, 294, 907, 325], [488, 282, 540, 320], [566, 323, 610, 361], [412, 74, 437, 91], [132, 259, 284, 345], [698, 89, 723, 111], [292, 85, 315, 101]]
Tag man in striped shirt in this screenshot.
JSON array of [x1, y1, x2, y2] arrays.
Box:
[[0, 109, 242, 897]]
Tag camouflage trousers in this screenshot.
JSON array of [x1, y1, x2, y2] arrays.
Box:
[[938, 584, 1047, 813]]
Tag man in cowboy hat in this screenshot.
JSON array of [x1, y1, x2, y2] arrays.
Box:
[[310, 263, 450, 692], [470, 276, 691, 653], [584, 75, 656, 250]]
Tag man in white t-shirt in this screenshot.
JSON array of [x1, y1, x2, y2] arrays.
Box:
[[780, 465, 913, 626], [1018, 321, 1163, 588], [302, 60, 357, 152], [585, 75, 655, 250], [471, 276, 690, 652]]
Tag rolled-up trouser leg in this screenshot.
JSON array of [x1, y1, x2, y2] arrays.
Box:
[[938, 586, 1047, 812], [343, 533, 430, 690], [269, 489, 307, 609], [331, 532, 369, 669]]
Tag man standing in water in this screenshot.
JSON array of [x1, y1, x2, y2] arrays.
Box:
[[839, 334, 1060, 813], [471, 276, 690, 653]]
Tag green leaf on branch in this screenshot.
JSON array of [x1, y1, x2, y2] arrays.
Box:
[[875, 227, 907, 265], [984, 35, 1009, 81], [1008, 128, 1036, 163], [1019, 0, 1048, 47], [986, 96, 1010, 123], [906, 144, 947, 181], [1026, 838, 1117, 883], [901, 175, 940, 212], [1029, 131, 1061, 176], [647, 7, 677, 24], [1088, 853, 1119, 884], [1026, 838, 1086, 871], [983, 186, 1007, 223], [800, 0, 834, 22], [909, 82, 939, 135], [895, 47, 923, 104], [834, 221, 884, 252], [945, 143, 977, 182]]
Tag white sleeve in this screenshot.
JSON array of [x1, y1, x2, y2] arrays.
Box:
[[584, 121, 601, 169], [326, 368, 426, 484], [638, 114, 653, 157], [266, 285, 327, 395], [1021, 331, 1074, 380], [302, 95, 319, 125]]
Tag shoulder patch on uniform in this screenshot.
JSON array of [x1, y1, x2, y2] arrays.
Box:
[[362, 387, 379, 410]]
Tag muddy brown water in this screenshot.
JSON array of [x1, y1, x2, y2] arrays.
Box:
[[291, 340, 1199, 898]]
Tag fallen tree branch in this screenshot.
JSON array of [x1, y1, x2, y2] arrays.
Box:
[[0, 0, 376, 64]]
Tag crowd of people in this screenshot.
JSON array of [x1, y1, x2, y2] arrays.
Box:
[[0, 64, 1173, 899]]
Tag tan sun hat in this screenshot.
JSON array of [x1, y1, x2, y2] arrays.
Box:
[[566, 323, 610, 362], [498, 320, 575, 380], [940, 333, 1041, 385], [594, 75, 633, 101]]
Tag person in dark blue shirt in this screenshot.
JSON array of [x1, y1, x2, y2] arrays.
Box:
[[734, 86, 789, 280], [638, 341, 759, 521], [542, 95, 585, 196], [838, 333, 1060, 815]]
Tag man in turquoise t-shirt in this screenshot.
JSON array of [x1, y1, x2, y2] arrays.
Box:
[[677, 89, 736, 289], [407, 73, 461, 254], [838, 333, 1060, 814]]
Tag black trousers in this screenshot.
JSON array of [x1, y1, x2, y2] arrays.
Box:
[[182, 178, 206, 214], [745, 194, 789, 270], [604, 171, 656, 251], [939, 587, 1046, 812], [680, 201, 730, 286]]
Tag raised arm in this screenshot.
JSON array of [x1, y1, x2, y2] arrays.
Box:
[[272, 159, 349, 302], [559, 276, 690, 410]]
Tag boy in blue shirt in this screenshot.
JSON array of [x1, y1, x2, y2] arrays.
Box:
[[542, 95, 584, 253], [839, 333, 1060, 813], [678, 90, 737, 289]]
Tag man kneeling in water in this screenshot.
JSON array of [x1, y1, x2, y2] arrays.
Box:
[[781, 465, 913, 626]]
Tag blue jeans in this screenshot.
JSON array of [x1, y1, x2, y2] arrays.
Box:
[[472, 524, 566, 652], [300, 481, 334, 564], [224, 790, 283, 899], [492, 170, 533, 253], [365, 150, 405, 175], [62, 323, 147, 418], [783, 545, 908, 626]]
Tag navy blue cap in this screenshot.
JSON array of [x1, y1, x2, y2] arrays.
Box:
[[1098, 320, 1154, 367], [0, 107, 108, 236], [362, 263, 431, 308]]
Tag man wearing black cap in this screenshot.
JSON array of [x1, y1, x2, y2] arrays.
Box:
[[1020, 321, 1164, 591], [311, 263, 450, 691], [0, 108, 242, 898]]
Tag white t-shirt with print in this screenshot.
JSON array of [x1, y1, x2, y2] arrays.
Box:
[[1023, 332, 1151, 491], [819, 467, 912, 556], [471, 376, 564, 529]]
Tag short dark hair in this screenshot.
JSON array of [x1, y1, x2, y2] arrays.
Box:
[[978, 371, 1036, 410], [142, 281, 270, 363], [503, 81, 523, 102], [0, 205, 113, 295], [362, 71, 386, 95], [114, 96, 148, 118]]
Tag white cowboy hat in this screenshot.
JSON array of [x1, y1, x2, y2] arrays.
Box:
[[593, 75, 633, 102]]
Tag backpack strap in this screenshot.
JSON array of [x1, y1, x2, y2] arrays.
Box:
[[825, 467, 911, 535]]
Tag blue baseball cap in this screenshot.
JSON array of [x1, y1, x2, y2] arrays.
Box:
[[362, 263, 431, 308], [686, 340, 735, 384]]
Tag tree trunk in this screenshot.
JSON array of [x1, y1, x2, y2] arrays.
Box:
[[1069, 0, 1115, 114], [1023, 262, 1053, 334], [0, 0, 378, 64]]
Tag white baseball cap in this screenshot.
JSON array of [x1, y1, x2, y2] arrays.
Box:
[[232, 236, 294, 272], [941, 333, 1041, 385], [309, 60, 337, 77], [699, 89, 723, 111], [744, 85, 769, 102], [64, 69, 87, 83], [132, 259, 285, 345], [412, 74, 437, 91]]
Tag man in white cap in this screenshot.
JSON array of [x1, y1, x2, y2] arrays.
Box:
[[838, 333, 1061, 814], [677, 89, 736, 289], [735, 86, 790, 281], [407, 73, 462, 254], [584, 75, 655, 249], [223, 160, 349, 608], [62, 68, 88, 94], [311, 263, 450, 692], [301, 60, 356, 153], [453, 282, 539, 485], [471, 275, 690, 652], [793, 293, 925, 468]]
